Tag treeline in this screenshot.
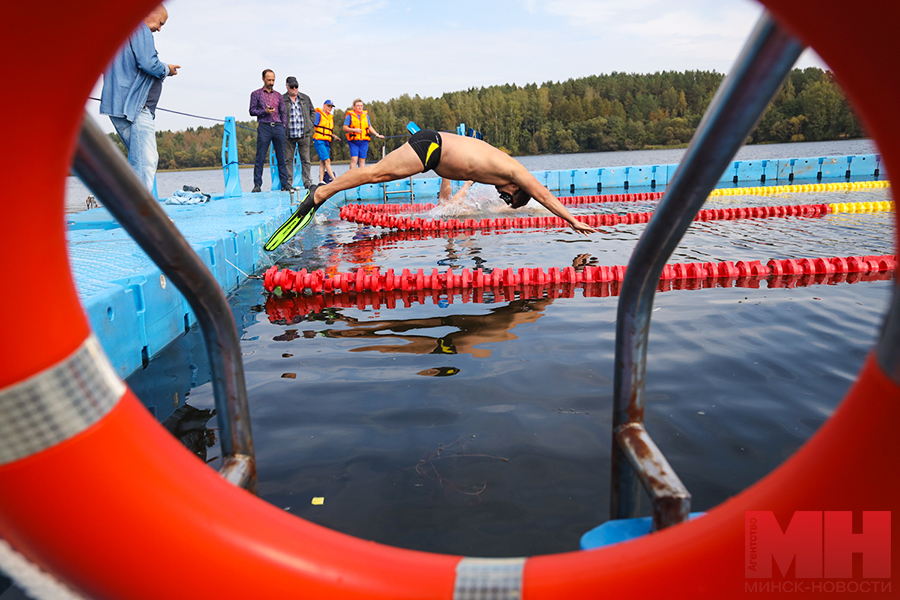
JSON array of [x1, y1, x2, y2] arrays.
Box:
[[110, 67, 864, 170]]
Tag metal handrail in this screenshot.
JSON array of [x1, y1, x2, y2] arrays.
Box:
[[610, 12, 805, 530], [73, 114, 257, 493]]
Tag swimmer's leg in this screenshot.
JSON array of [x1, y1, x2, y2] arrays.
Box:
[[313, 143, 424, 205]]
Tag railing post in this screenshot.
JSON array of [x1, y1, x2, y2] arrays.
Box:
[[221, 117, 241, 198], [77, 115, 257, 492], [292, 144, 302, 189], [269, 144, 281, 191], [610, 12, 805, 527]]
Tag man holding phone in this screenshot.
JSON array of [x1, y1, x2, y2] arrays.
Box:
[[100, 4, 179, 192], [249, 69, 291, 193]]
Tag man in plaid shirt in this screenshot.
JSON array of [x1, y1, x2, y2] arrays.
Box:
[[283, 76, 316, 189]]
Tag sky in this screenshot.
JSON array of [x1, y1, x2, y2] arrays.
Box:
[[85, 0, 826, 135]]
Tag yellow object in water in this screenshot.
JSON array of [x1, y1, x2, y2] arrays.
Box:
[[312, 497, 325, 505]]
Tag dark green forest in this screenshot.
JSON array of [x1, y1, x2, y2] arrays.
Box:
[[111, 67, 864, 171]]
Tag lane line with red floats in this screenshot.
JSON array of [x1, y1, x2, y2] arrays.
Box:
[[265, 268, 894, 317], [338, 200, 893, 233], [263, 254, 896, 295]]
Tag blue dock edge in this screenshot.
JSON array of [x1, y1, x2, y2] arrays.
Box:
[[68, 152, 886, 379]]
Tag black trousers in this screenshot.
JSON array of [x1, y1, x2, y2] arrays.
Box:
[[254, 122, 289, 188]]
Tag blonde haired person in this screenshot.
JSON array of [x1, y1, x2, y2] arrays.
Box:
[[343, 99, 384, 169]]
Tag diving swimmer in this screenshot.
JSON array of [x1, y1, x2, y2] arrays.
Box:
[[263, 129, 597, 251]]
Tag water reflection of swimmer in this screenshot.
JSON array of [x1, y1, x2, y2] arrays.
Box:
[[436, 235, 486, 271], [572, 253, 598, 272], [321, 298, 553, 358], [417, 366, 461, 377]]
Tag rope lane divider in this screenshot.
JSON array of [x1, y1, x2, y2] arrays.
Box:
[[264, 263, 894, 317], [339, 201, 894, 232], [344, 179, 892, 216], [319, 201, 893, 256], [263, 254, 896, 295], [264, 270, 895, 316], [709, 180, 890, 196]]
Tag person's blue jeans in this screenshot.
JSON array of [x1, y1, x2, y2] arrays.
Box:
[[254, 122, 290, 188], [109, 107, 158, 192]]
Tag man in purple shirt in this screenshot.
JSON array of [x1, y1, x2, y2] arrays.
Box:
[[249, 69, 291, 193]]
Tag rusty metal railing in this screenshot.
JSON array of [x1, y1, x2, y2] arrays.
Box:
[[610, 12, 805, 531], [73, 115, 257, 493]]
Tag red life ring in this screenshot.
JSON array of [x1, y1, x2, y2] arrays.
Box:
[[0, 1, 896, 598]]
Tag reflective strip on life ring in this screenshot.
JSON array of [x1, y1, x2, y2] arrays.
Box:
[[453, 557, 525, 600], [0, 334, 123, 466]]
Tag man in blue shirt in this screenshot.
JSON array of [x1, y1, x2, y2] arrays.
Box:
[[100, 4, 179, 192]]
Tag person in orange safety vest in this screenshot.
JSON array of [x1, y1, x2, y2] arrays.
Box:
[[312, 100, 341, 184], [343, 98, 384, 169]]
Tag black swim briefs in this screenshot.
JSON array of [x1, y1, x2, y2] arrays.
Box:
[[408, 129, 442, 172]]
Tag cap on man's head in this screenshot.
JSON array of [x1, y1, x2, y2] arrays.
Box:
[[286, 76, 298, 87], [324, 99, 335, 106]]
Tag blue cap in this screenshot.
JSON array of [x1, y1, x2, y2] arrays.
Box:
[[324, 99, 334, 106]]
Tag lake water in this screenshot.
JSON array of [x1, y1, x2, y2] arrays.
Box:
[[123, 138, 893, 557]]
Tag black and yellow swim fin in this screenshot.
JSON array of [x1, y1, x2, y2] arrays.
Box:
[[264, 185, 320, 252]]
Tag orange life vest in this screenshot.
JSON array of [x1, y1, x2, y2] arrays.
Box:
[[313, 108, 334, 141], [346, 110, 371, 141]]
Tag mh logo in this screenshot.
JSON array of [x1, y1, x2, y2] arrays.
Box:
[[745, 511, 891, 578]]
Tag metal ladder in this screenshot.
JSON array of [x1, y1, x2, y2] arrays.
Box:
[[383, 176, 415, 204], [74, 117, 257, 493], [610, 13, 805, 531]]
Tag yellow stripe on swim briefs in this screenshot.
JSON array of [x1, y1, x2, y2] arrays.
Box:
[[425, 142, 440, 167]]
